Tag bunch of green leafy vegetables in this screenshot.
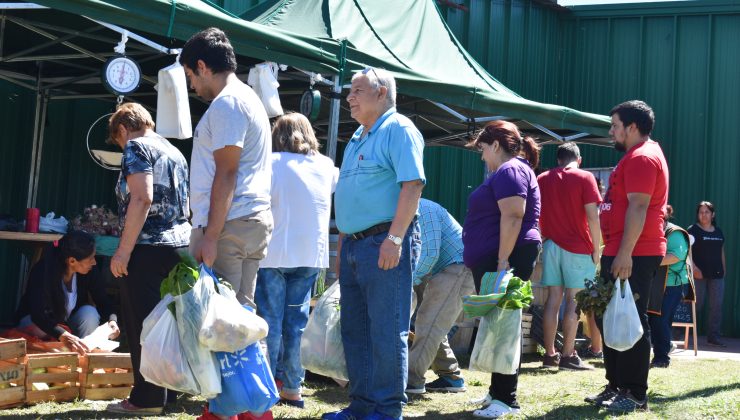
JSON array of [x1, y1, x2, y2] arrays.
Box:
[[575, 276, 614, 317], [159, 250, 199, 314], [497, 277, 534, 309]]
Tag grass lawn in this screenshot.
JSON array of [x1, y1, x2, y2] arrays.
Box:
[[2, 356, 738, 419]]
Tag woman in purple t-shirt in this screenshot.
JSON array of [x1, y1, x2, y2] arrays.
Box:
[[462, 120, 541, 419]]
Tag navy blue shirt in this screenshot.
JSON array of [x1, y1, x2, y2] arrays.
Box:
[[116, 133, 191, 246]]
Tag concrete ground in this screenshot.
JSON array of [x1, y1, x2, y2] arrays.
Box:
[[670, 335, 740, 361]]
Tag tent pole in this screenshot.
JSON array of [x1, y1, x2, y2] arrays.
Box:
[[326, 74, 341, 162], [19, 63, 47, 305], [26, 63, 45, 208], [31, 89, 48, 206]]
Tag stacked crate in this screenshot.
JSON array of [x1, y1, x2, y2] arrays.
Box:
[[25, 352, 79, 404], [521, 313, 537, 354], [0, 338, 26, 408], [79, 353, 133, 400]]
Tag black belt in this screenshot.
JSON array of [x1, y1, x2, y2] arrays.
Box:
[[350, 222, 393, 240]]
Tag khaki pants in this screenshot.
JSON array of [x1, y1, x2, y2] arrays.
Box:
[[190, 210, 273, 308], [408, 263, 475, 387]]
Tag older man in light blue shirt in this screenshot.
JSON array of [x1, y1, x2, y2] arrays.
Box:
[[406, 199, 475, 395], [324, 67, 425, 420]]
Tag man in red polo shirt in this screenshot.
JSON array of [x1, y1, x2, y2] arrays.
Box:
[[538, 142, 601, 371], [585, 100, 669, 413]]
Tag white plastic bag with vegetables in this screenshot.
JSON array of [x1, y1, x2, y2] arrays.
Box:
[[300, 282, 348, 381], [198, 269, 269, 352], [173, 265, 222, 398], [140, 294, 200, 395], [603, 278, 644, 352]]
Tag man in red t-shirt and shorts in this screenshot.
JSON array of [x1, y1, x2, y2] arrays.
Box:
[[585, 100, 669, 413], [538, 142, 602, 371]]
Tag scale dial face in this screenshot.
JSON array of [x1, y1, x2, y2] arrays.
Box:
[[300, 89, 321, 121], [103, 56, 141, 96]]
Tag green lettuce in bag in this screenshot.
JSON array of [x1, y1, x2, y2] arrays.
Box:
[[497, 277, 534, 309]]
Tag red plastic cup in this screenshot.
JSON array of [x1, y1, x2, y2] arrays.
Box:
[[25, 208, 40, 233]]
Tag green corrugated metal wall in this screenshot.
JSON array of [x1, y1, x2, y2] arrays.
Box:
[[37, 99, 120, 214], [217, 0, 266, 15], [0, 83, 35, 324]]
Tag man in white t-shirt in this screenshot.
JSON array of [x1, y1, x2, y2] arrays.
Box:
[[180, 27, 273, 308]]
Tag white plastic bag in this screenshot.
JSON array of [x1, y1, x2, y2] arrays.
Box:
[[140, 294, 200, 395], [603, 278, 644, 352], [199, 275, 269, 352], [469, 307, 522, 375], [300, 282, 348, 381], [39, 212, 68, 233], [155, 60, 192, 139], [246, 62, 284, 117], [173, 266, 222, 398]]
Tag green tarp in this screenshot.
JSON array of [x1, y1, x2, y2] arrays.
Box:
[[242, 0, 612, 139], [32, 0, 610, 139]]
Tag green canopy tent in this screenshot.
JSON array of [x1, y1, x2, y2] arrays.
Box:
[[241, 0, 612, 151], [16, 1, 611, 156]]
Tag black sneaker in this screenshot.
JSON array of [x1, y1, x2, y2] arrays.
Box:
[[559, 354, 594, 371], [604, 390, 648, 413], [581, 347, 603, 360], [650, 360, 670, 369], [425, 376, 466, 393], [584, 385, 619, 407]]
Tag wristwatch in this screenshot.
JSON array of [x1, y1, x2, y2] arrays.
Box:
[[387, 233, 403, 246]]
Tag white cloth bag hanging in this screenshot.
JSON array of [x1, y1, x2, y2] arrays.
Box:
[[603, 278, 644, 352], [247, 62, 284, 117], [155, 60, 192, 139]]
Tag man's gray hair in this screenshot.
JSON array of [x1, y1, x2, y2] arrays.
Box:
[[352, 67, 396, 108]]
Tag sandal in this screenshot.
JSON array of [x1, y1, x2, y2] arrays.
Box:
[[472, 399, 520, 418]]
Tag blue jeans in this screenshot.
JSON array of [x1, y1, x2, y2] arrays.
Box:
[[255, 267, 320, 394], [649, 284, 687, 364], [340, 222, 419, 419], [695, 278, 724, 341], [19, 304, 100, 339]]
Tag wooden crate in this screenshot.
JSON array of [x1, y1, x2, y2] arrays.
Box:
[[25, 352, 79, 404], [531, 284, 548, 307], [449, 312, 478, 355], [522, 313, 532, 334], [79, 353, 133, 400], [522, 313, 538, 354], [0, 338, 26, 408]]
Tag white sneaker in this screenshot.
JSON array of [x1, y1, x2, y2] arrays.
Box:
[[469, 393, 493, 406], [472, 400, 521, 419]]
